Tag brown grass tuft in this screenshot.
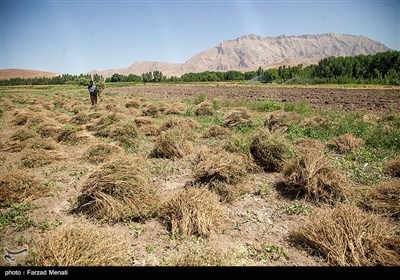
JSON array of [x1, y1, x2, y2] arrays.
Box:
[[134, 116, 153, 127], [290, 204, 400, 266], [164, 103, 185, 114], [0, 171, 44, 207], [294, 138, 325, 152], [83, 143, 121, 164], [202, 125, 231, 139], [361, 181, 400, 219], [299, 116, 329, 128], [26, 138, 58, 150], [36, 122, 61, 138], [326, 133, 365, 154], [223, 107, 252, 128], [193, 149, 246, 185], [87, 113, 120, 134], [141, 103, 161, 117], [31, 223, 131, 266], [20, 150, 62, 168], [106, 121, 139, 147], [161, 188, 226, 238], [159, 117, 198, 132], [125, 99, 141, 108], [12, 111, 30, 126], [10, 128, 37, 142], [194, 102, 214, 116], [70, 112, 90, 125], [57, 124, 82, 144], [150, 127, 193, 159], [249, 130, 291, 172], [384, 157, 400, 177], [283, 150, 349, 204], [264, 110, 300, 132], [74, 158, 159, 222]]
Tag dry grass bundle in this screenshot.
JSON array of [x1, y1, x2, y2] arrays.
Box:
[[0, 171, 44, 207], [384, 157, 400, 177], [326, 133, 365, 154], [294, 138, 325, 152], [194, 102, 214, 116], [290, 204, 400, 266], [202, 125, 231, 139], [139, 124, 160, 137], [164, 103, 185, 114], [83, 143, 121, 164], [161, 188, 226, 238], [264, 110, 299, 132], [150, 127, 193, 159], [283, 150, 349, 204], [208, 181, 251, 203], [249, 130, 290, 172], [36, 122, 61, 138], [299, 116, 330, 128], [57, 124, 82, 143], [223, 107, 252, 128], [193, 149, 246, 185], [106, 121, 139, 147], [361, 181, 400, 219], [20, 150, 61, 168], [141, 103, 161, 117], [105, 103, 118, 111], [134, 116, 153, 127], [10, 128, 37, 142], [31, 223, 131, 266], [12, 111, 30, 126], [125, 99, 141, 108], [26, 138, 57, 150], [167, 245, 236, 266], [362, 113, 380, 124], [74, 158, 159, 222], [70, 112, 90, 125], [159, 117, 198, 132], [87, 113, 120, 134]]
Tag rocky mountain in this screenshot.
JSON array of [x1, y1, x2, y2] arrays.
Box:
[[90, 33, 390, 77]]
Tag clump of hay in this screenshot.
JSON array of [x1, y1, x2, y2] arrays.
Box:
[[264, 110, 300, 132], [20, 150, 61, 168], [166, 245, 237, 266], [283, 150, 349, 204], [249, 130, 291, 172], [70, 112, 90, 125], [106, 121, 139, 147], [26, 138, 57, 150], [193, 149, 246, 185], [326, 133, 365, 154], [223, 107, 252, 128], [361, 181, 400, 219], [194, 102, 214, 116], [105, 103, 118, 111], [299, 116, 330, 128], [74, 158, 159, 222], [161, 188, 226, 238], [150, 127, 193, 159], [57, 124, 82, 144], [142, 103, 161, 117], [87, 113, 120, 134], [362, 113, 380, 124], [290, 204, 400, 266], [83, 143, 121, 164], [31, 223, 131, 266], [36, 122, 61, 138], [0, 171, 44, 207], [159, 117, 198, 133], [384, 157, 400, 177], [165, 103, 185, 115], [294, 138, 325, 152], [12, 111, 30, 126], [125, 99, 141, 108], [10, 128, 37, 142], [134, 116, 153, 127], [202, 125, 231, 139]]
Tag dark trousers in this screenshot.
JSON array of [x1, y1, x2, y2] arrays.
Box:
[[90, 94, 97, 105]]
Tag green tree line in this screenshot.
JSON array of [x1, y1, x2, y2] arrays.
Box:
[[1, 51, 399, 86]]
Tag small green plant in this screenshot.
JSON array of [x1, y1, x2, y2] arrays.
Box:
[[262, 243, 288, 260], [35, 219, 62, 231], [16, 235, 29, 246], [284, 203, 310, 215], [69, 167, 89, 181], [146, 244, 155, 254], [258, 184, 270, 198], [194, 93, 207, 105], [0, 203, 35, 232]]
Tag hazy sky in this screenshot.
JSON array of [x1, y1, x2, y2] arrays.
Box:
[[1, 0, 399, 75]]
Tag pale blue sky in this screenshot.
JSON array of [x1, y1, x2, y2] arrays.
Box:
[[1, 0, 399, 75]]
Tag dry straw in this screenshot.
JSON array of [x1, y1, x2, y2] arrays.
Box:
[[202, 125, 231, 139], [384, 157, 400, 177], [31, 223, 131, 266], [161, 188, 226, 238], [290, 204, 400, 266], [264, 110, 300, 132], [74, 158, 159, 222], [326, 133, 365, 154], [83, 143, 121, 164], [223, 107, 252, 128], [283, 150, 350, 204], [150, 127, 193, 159], [0, 171, 44, 207], [194, 102, 214, 116]]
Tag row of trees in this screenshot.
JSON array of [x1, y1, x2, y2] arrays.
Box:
[[1, 51, 399, 86]]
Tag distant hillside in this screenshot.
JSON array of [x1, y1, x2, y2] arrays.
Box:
[[0, 68, 59, 80], [89, 33, 390, 77]]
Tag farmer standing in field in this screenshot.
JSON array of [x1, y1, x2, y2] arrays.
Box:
[[88, 80, 97, 106]]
